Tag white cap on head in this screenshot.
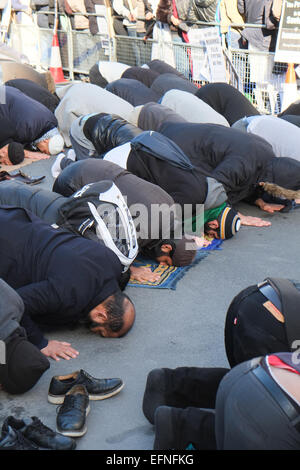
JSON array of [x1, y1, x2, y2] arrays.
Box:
[[48, 133, 64, 155]]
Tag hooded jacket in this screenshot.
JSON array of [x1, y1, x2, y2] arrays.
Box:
[[158, 121, 276, 205], [4, 79, 60, 114], [137, 101, 187, 131], [53, 158, 180, 249], [0, 206, 122, 329], [151, 73, 199, 97]]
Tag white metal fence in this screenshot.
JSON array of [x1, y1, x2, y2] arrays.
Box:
[[4, 12, 293, 114]]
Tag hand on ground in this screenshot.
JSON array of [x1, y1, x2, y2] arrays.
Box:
[[130, 266, 161, 283], [41, 340, 79, 361], [238, 213, 271, 227], [24, 150, 50, 160]]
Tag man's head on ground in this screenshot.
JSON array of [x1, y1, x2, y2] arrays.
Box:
[[87, 291, 136, 338], [204, 206, 241, 240], [0, 142, 24, 166], [34, 128, 64, 155], [142, 237, 197, 267]]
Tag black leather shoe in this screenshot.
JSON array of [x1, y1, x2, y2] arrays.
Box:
[[56, 384, 90, 437], [2, 416, 76, 450], [0, 426, 40, 450], [48, 369, 124, 404]]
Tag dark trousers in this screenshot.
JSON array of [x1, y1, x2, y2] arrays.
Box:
[[156, 366, 229, 450]]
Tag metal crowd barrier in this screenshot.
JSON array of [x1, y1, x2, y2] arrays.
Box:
[[4, 12, 287, 114]]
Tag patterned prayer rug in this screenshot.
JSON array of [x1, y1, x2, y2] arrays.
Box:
[[128, 239, 223, 290]]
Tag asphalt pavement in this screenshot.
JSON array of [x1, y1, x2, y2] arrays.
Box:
[[0, 155, 300, 450]]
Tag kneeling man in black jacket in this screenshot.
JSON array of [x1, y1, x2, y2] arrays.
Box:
[[0, 206, 135, 357]]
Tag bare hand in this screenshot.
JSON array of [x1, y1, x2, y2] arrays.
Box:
[[193, 236, 211, 248], [128, 13, 136, 21], [24, 150, 50, 161], [145, 12, 153, 20], [238, 212, 271, 227], [255, 198, 284, 213], [171, 15, 181, 26], [130, 266, 161, 283], [41, 340, 79, 361]]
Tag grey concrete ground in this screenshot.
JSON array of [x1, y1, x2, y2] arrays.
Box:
[[0, 155, 300, 450]]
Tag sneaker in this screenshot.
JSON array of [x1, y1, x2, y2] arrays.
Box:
[[51, 152, 65, 178], [48, 369, 124, 404], [2, 416, 76, 450], [0, 425, 40, 450], [143, 368, 167, 425], [67, 149, 76, 161], [56, 384, 90, 437]]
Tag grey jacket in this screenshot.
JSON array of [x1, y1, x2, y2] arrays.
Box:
[[188, 0, 218, 26]]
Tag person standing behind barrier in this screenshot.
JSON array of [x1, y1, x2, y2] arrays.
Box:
[[187, 0, 219, 29], [154, 0, 191, 76], [219, 0, 245, 49], [237, 0, 279, 97], [112, 0, 153, 65]]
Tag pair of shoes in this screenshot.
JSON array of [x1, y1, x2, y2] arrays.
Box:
[[56, 385, 90, 437], [49, 370, 124, 437], [1, 416, 76, 450]]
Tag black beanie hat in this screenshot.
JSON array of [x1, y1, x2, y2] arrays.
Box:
[[8, 142, 25, 165], [217, 206, 241, 239], [0, 333, 50, 394]]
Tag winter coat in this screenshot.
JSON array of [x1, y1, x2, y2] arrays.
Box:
[[4, 79, 60, 114], [195, 82, 260, 126], [161, 89, 230, 127], [0, 85, 58, 147], [151, 73, 199, 97], [188, 0, 219, 25], [84, 0, 105, 34], [220, 0, 244, 34], [52, 158, 179, 249], [77, 113, 209, 208], [0, 206, 122, 329], [68, 0, 89, 29], [147, 59, 186, 78], [155, 0, 190, 25], [137, 101, 187, 130], [55, 83, 133, 147], [158, 121, 276, 205]]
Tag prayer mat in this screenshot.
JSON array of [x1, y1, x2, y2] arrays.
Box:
[[129, 239, 223, 289]]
